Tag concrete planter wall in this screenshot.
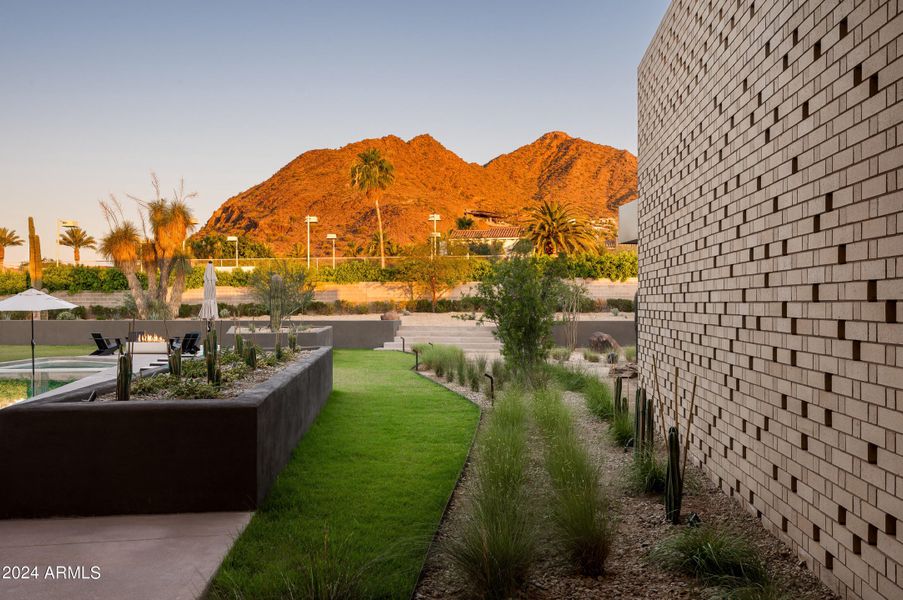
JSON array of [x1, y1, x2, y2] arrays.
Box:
[[0, 346, 332, 518]]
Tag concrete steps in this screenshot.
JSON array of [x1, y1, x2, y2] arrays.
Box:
[[377, 323, 501, 355]]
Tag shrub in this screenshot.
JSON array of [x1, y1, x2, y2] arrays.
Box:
[[0, 270, 27, 294], [650, 525, 768, 589], [609, 408, 634, 447], [550, 347, 571, 362], [444, 388, 535, 598], [582, 349, 601, 363], [531, 387, 615, 575], [606, 298, 634, 313], [418, 344, 465, 380], [623, 345, 637, 362], [54, 310, 78, 320], [625, 449, 668, 495]]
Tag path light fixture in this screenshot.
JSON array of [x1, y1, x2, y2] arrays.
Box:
[[326, 233, 337, 268], [428, 213, 441, 258], [304, 216, 319, 269], [226, 236, 239, 267]]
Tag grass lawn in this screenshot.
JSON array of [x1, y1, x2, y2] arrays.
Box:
[[0, 344, 95, 362], [208, 349, 480, 600]]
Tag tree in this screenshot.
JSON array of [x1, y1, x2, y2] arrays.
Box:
[[476, 257, 563, 376], [249, 260, 315, 328], [455, 215, 475, 230], [189, 234, 274, 260], [345, 241, 365, 257], [402, 247, 469, 311], [0, 228, 23, 267], [350, 148, 395, 269], [364, 232, 401, 258], [99, 174, 197, 318], [524, 200, 596, 256], [58, 227, 96, 265]]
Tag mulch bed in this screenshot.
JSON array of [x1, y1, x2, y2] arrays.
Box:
[[413, 368, 838, 600]]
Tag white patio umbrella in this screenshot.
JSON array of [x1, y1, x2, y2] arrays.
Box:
[[0, 288, 77, 389], [198, 261, 218, 323]]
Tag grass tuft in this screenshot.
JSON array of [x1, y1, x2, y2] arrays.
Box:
[[650, 525, 768, 588], [624, 449, 668, 495]]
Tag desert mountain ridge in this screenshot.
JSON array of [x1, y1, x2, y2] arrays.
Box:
[[197, 131, 637, 254]]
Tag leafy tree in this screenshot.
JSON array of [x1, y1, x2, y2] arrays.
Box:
[[189, 234, 274, 260], [99, 174, 197, 318], [524, 200, 596, 256], [350, 148, 395, 268], [401, 247, 469, 312], [0, 227, 24, 267], [58, 226, 96, 264], [455, 215, 475, 230], [477, 256, 563, 375]]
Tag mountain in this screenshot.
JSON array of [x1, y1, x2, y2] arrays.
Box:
[[196, 131, 637, 254]]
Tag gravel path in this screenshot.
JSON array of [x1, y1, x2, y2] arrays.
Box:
[[413, 368, 838, 600]]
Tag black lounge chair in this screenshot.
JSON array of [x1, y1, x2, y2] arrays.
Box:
[[179, 332, 202, 355], [90, 333, 121, 356]]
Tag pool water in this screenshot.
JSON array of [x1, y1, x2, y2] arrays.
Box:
[[0, 378, 75, 408], [0, 356, 116, 407]]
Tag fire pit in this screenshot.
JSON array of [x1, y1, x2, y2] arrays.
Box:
[[131, 333, 168, 354]]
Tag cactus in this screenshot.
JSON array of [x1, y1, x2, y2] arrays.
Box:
[[245, 345, 257, 370], [665, 425, 683, 524], [214, 365, 222, 386], [615, 377, 623, 409], [27, 217, 42, 289], [633, 387, 654, 454], [235, 333, 244, 355], [274, 333, 283, 360], [115, 352, 132, 401], [169, 347, 182, 378], [205, 329, 218, 384], [269, 274, 284, 332], [288, 328, 297, 351]]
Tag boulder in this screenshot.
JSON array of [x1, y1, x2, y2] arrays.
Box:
[[589, 332, 621, 353]]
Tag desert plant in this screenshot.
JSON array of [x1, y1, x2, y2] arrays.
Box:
[[625, 448, 667, 495], [650, 525, 768, 589], [205, 329, 219, 384], [624, 345, 637, 362], [250, 261, 315, 325], [288, 328, 297, 351], [582, 348, 601, 362], [169, 347, 182, 378], [609, 408, 634, 448], [550, 346, 571, 362], [27, 217, 43, 288], [55, 310, 77, 320], [664, 426, 683, 523], [585, 378, 614, 421], [234, 333, 244, 356], [531, 386, 614, 575], [444, 388, 535, 598], [466, 360, 481, 391], [634, 387, 654, 453], [115, 352, 132, 401], [245, 344, 257, 370]]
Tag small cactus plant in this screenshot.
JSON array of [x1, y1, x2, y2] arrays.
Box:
[[115, 352, 132, 401], [665, 425, 683, 524], [288, 328, 297, 352], [169, 347, 182, 378], [235, 333, 244, 355], [245, 345, 257, 370], [633, 387, 654, 454], [274, 334, 283, 360], [205, 329, 218, 384]]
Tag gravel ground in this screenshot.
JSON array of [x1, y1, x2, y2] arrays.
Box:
[[414, 368, 838, 600]]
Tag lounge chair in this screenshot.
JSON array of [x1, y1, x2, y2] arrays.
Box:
[[179, 332, 202, 355], [90, 333, 121, 356]]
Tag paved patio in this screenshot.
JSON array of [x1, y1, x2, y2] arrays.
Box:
[[0, 512, 250, 600]]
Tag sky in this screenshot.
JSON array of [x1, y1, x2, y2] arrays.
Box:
[[0, 0, 669, 265]]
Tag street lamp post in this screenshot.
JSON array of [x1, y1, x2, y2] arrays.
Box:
[[56, 220, 78, 264], [428, 214, 441, 259], [430, 232, 442, 259], [326, 233, 337, 268], [305, 216, 319, 269], [226, 236, 239, 267]]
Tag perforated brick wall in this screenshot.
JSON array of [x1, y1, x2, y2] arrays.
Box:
[[637, 1, 903, 598]]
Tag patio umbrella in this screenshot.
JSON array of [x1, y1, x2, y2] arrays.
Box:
[[0, 288, 77, 389], [198, 260, 218, 324]]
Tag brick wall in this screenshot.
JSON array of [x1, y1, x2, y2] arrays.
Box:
[[637, 1, 903, 598]]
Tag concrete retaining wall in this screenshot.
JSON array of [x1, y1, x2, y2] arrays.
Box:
[[0, 346, 332, 517], [552, 320, 636, 348]]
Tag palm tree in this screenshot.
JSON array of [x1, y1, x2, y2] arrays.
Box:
[[58, 227, 96, 265], [0, 228, 24, 267], [345, 241, 365, 257], [455, 215, 475, 230], [350, 148, 395, 268], [99, 220, 146, 316], [524, 200, 596, 256]]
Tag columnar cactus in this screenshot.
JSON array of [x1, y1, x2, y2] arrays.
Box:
[[169, 347, 182, 378], [205, 329, 218, 384], [27, 217, 42, 289], [245, 345, 257, 370], [235, 333, 244, 356], [633, 387, 654, 453], [665, 426, 683, 524], [115, 352, 132, 401], [288, 328, 297, 352]]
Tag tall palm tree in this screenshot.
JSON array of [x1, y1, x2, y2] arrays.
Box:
[[350, 148, 395, 268], [524, 200, 596, 256], [0, 227, 24, 267], [58, 227, 96, 265]]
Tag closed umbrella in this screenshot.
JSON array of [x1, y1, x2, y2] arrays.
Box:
[[0, 288, 78, 391], [198, 261, 218, 323]]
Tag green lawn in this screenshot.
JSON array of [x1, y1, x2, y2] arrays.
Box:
[[208, 350, 480, 599], [0, 344, 95, 362]]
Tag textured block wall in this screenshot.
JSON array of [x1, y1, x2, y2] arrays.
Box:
[[637, 1, 903, 598]]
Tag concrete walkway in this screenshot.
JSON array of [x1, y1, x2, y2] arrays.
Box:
[[0, 511, 251, 600]]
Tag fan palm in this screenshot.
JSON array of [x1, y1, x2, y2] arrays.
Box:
[[99, 221, 147, 316], [350, 148, 395, 268], [524, 200, 596, 256], [58, 227, 96, 264], [0, 227, 24, 267]]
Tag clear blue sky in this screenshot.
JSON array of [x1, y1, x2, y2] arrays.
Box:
[[0, 0, 668, 265]]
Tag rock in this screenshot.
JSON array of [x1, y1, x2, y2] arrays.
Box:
[[381, 310, 400, 321], [589, 332, 621, 353]]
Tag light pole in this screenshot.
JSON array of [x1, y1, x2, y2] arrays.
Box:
[[430, 232, 442, 259], [326, 233, 337, 268], [226, 235, 239, 267], [56, 220, 78, 264], [305, 216, 318, 269], [428, 213, 441, 259]]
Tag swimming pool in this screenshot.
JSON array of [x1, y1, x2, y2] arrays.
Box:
[[0, 356, 116, 408]]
